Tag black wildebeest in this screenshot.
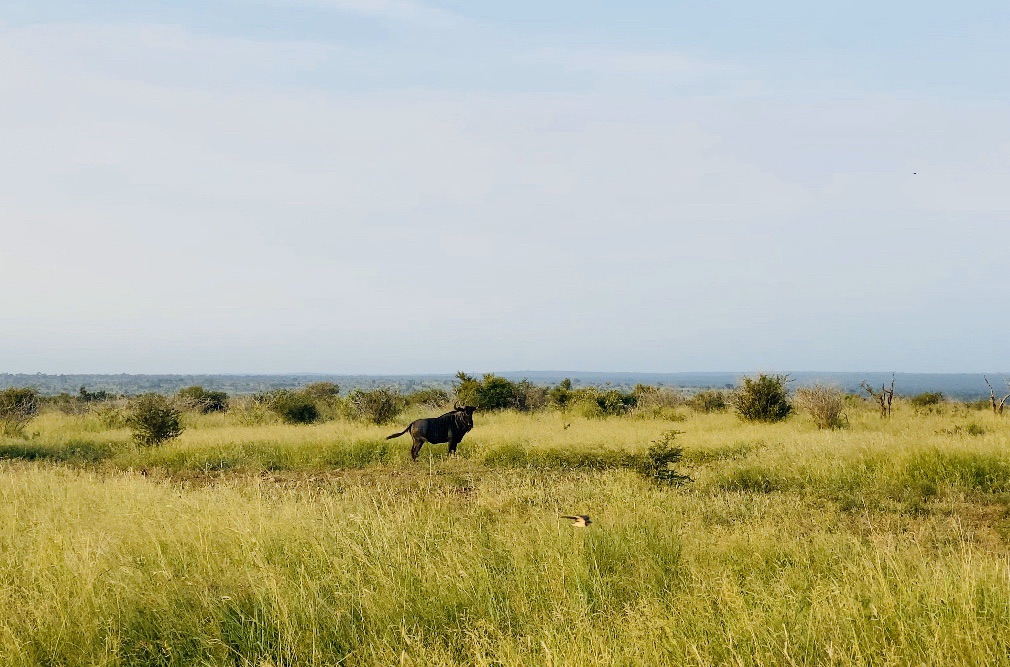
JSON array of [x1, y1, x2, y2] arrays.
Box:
[[386, 403, 476, 460]]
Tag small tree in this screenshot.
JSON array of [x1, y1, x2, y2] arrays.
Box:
[[303, 382, 340, 401], [730, 374, 792, 422], [860, 375, 895, 418], [0, 387, 40, 437], [639, 430, 691, 485], [984, 376, 1010, 416], [793, 384, 846, 429], [347, 387, 404, 425], [128, 394, 183, 446]]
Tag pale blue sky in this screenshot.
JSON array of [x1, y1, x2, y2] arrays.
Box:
[[1, 1, 1008, 373]]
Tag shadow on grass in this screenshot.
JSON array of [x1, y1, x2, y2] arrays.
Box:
[[0, 440, 115, 464], [482, 442, 643, 470]]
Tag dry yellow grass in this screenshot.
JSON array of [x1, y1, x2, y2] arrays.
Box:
[[0, 400, 1009, 665]]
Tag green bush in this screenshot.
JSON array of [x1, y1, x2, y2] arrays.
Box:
[[909, 392, 945, 408], [176, 386, 229, 413], [454, 372, 522, 411], [0, 387, 40, 437], [127, 394, 183, 446], [264, 390, 320, 424], [406, 388, 451, 410], [730, 374, 792, 423], [548, 378, 574, 410], [347, 387, 404, 425], [640, 430, 691, 485], [686, 389, 728, 413]]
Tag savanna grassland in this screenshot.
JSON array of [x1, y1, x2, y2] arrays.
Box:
[[3, 397, 1010, 666]]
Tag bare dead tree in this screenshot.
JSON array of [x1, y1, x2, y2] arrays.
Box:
[[984, 376, 1010, 416], [860, 374, 895, 418]]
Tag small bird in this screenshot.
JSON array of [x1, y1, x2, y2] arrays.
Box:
[[563, 423, 571, 430], [561, 514, 592, 527]]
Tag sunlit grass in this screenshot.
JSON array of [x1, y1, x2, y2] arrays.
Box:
[[0, 400, 1009, 664]]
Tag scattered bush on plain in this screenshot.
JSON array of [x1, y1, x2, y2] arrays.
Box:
[[686, 389, 728, 413], [453, 373, 547, 412], [406, 388, 451, 410], [347, 387, 404, 425], [639, 430, 691, 485], [259, 390, 320, 424], [793, 383, 847, 429], [0, 387, 40, 437], [909, 392, 945, 408], [127, 394, 183, 446], [176, 386, 229, 413], [730, 374, 792, 423]]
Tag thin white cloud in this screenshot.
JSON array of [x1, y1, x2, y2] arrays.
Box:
[[248, 0, 463, 28]]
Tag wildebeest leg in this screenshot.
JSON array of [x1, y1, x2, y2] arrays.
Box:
[[448, 436, 460, 455], [411, 436, 424, 460]]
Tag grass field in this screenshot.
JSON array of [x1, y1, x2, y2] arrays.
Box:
[[3, 400, 1010, 665]]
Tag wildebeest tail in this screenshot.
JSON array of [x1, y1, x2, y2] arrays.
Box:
[[386, 425, 411, 439]]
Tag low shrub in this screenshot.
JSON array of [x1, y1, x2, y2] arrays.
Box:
[[686, 389, 728, 413], [347, 387, 404, 425], [263, 390, 320, 424], [633, 385, 683, 409], [0, 387, 40, 437], [639, 430, 691, 485], [793, 383, 846, 429], [571, 388, 637, 418], [176, 386, 229, 413], [406, 388, 451, 410], [909, 392, 945, 408], [127, 394, 183, 446], [730, 374, 792, 423]]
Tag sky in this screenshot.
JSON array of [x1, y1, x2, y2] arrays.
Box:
[[1, 1, 1008, 374]]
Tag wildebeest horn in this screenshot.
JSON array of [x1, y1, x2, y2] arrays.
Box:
[[453, 401, 460, 410]]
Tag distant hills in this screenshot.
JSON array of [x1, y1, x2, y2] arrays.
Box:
[[1, 372, 1007, 400]]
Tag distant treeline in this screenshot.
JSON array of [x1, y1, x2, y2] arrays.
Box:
[[1, 371, 1008, 400]]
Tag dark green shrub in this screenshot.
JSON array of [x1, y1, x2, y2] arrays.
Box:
[[127, 394, 183, 446], [686, 389, 728, 413], [730, 374, 792, 423], [347, 387, 404, 425], [454, 372, 519, 411], [176, 386, 229, 413], [639, 430, 691, 485], [592, 388, 637, 416], [549, 378, 574, 410], [266, 390, 320, 424], [78, 386, 113, 402], [0, 387, 40, 437]]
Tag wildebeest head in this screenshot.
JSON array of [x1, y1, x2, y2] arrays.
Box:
[[454, 402, 476, 422]]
